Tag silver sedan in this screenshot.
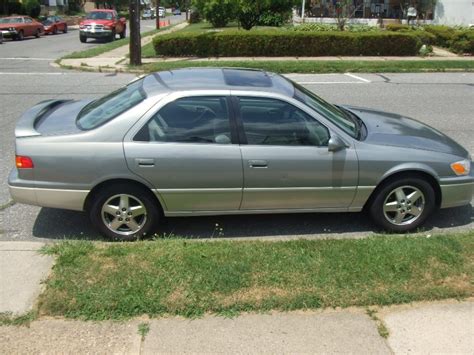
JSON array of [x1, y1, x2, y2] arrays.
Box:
[[8, 69, 473, 240]]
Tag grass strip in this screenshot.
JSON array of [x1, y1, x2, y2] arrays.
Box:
[[138, 59, 474, 74], [61, 29, 162, 59], [38, 232, 473, 320]]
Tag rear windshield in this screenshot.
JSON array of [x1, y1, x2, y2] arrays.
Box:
[[77, 79, 146, 130], [86, 12, 113, 20]]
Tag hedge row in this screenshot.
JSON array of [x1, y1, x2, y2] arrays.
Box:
[[153, 31, 422, 57]]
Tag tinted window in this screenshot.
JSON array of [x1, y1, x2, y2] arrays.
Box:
[[77, 79, 146, 130], [135, 97, 232, 144], [238, 97, 329, 147]]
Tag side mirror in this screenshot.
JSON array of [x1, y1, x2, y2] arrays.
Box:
[[328, 135, 347, 152]]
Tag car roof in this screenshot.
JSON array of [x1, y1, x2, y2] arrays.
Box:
[[143, 68, 295, 97]]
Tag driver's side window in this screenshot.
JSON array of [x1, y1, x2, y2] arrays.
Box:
[[238, 97, 329, 146], [135, 96, 232, 144]]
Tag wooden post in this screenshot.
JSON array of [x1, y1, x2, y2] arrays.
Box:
[[156, 0, 161, 29]]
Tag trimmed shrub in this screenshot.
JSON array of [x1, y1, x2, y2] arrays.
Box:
[[153, 31, 423, 57], [424, 25, 456, 47], [449, 30, 474, 54], [258, 10, 291, 27], [385, 24, 411, 32]]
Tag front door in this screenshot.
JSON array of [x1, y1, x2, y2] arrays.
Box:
[[124, 95, 243, 213], [234, 96, 359, 210]]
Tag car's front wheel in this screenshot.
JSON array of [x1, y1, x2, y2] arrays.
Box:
[[80, 35, 87, 43], [89, 184, 161, 241], [369, 176, 435, 232]]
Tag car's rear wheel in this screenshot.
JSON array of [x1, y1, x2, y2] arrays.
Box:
[[369, 176, 435, 232], [63, 24, 68, 33], [35, 28, 41, 38], [89, 184, 161, 241], [80, 35, 87, 43]]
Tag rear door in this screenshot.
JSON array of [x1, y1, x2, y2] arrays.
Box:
[[124, 92, 243, 213], [233, 94, 359, 210]]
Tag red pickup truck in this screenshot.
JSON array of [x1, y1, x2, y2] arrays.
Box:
[[79, 10, 126, 43]]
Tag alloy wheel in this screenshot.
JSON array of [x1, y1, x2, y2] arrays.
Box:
[[101, 194, 147, 236], [383, 185, 425, 226]]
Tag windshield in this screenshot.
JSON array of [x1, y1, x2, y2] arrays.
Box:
[[292, 82, 357, 138], [0, 17, 22, 23], [77, 79, 146, 130], [86, 12, 113, 20]]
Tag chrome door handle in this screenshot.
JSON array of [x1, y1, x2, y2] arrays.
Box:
[[248, 160, 268, 168], [136, 158, 155, 167]]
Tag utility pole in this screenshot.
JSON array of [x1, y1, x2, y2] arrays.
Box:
[[301, 0, 306, 22], [129, 0, 142, 66], [156, 0, 161, 29]]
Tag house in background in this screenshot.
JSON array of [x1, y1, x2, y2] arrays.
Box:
[[434, 0, 474, 26]]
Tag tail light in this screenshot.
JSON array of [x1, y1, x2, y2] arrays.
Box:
[[16, 155, 34, 169]]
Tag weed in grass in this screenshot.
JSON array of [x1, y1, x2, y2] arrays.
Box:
[[137, 322, 150, 339], [366, 308, 389, 338], [0, 311, 37, 327]]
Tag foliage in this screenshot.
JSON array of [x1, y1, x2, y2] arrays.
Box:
[[257, 10, 291, 27], [449, 29, 474, 55], [293, 23, 379, 32], [423, 25, 457, 47], [24, 0, 40, 18], [385, 24, 412, 32], [154, 30, 423, 57], [193, 0, 237, 28], [189, 8, 202, 23]]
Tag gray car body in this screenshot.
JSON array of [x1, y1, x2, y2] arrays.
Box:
[[8, 69, 474, 217]]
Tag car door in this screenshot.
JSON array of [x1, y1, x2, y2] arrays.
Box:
[[124, 93, 243, 213], [233, 95, 359, 210], [24, 17, 33, 36]]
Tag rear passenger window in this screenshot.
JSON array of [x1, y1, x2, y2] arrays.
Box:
[[135, 97, 232, 144]]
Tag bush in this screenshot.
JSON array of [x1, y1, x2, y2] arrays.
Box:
[[257, 10, 291, 27], [153, 30, 423, 57], [7, 0, 25, 15], [385, 24, 411, 32], [24, 0, 40, 18], [189, 9, 202, 24], [293, 23, 379, 32], [449, 30, 474, 54], [202, 0, 237, 28], [424, 25, 456, 47]]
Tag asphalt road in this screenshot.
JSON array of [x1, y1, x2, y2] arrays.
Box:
[[0, 34, 472, 241]]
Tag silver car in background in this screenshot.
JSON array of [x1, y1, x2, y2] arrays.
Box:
[[8, 68, 473, 240]]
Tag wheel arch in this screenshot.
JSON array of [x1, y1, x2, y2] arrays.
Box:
[[83, 178, 164, 213], [363, 169, 442, 210]]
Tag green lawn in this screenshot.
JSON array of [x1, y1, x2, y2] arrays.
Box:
[[139, 59, 474, 74], [38, 232, 474, 320]]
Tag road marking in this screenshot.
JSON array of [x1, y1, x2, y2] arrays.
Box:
[[296, 81, 367, 85], [344, 73, 371, 83], [0, 57, 55, 61]]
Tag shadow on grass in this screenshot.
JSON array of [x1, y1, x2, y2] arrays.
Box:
[[31, 204, 473, 241]]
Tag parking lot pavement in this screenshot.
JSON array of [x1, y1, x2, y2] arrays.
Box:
[[0, 72, 472, 242]]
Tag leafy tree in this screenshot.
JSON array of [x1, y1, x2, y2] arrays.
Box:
[[196, 0, 237, 28], [24, 0, 40, 18], [331, 0, 363, 31]]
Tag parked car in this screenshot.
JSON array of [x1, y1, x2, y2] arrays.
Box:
[[158, 7, 165, 18], [142, 9, 155, 20], [173, 8, 181, 15], [41, 15, 67, 35], [0, 16, 44, 41], [0, 31, 3, 44], [8, 69, 473, 241], [79, 10, 126, 43]]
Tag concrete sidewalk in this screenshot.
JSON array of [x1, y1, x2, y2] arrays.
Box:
[[0, 301, 472, 354]]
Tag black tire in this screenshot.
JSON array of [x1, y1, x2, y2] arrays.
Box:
[[35, 28, 41, 38], [16, 30, 24, 41], [120, 26, 126, 39], [53, 26, 57, 35], [80, 35, 87, 43], [63, 24, 68, 33], [89, 183, 161, 241], [109, 29, 116, 42], [369, 176, 435, 233]]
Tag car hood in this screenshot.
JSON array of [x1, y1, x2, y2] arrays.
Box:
[[81, 19, 113, 26], [35, 99, 94, 136], [343, 106, 469, 158]]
